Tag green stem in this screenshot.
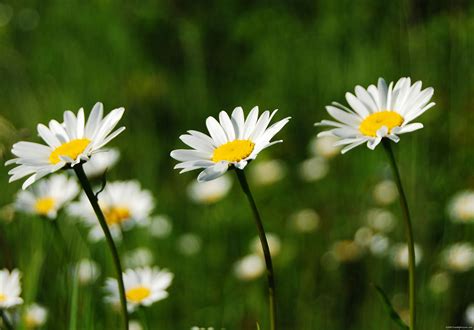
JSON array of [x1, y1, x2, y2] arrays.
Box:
[[73, 164, 129, 330], [138, 306, 149, 330], [1, 309, 13, 330], [235, 170, 277, 330], [382, 140, 416, 330]]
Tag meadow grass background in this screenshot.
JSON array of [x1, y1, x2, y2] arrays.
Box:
[[0, 0, 473, 329]]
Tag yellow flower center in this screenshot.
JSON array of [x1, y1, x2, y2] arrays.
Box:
[[49, 138, 91, 164], [34, 197, 55, 215], [103, 206, 131, 226], [0, 293, 5, 302], [212, 140, 255, 163], [126, 286, 151, 303], [359, 111, 404, 137]]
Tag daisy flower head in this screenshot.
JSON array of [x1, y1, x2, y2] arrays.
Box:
[[170, 106, 290, 182], [6, 102, 125, 189], [24, 303, 48, 328], [68, 180, 154, 242], [15, 174, 79, 219], [104, 266, 173, 312], [0, 268, 23, 309], [315, 77, 435, 153]]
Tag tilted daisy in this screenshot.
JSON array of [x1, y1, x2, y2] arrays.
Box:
[[15, 174, 79, 219], [315, 77, 435, 153], [6, 102, 125, 189], [0, 268, 23, 309], [104, 266, 173, 312], [68, 181, 154, 242], [170, 106, 290, 182]]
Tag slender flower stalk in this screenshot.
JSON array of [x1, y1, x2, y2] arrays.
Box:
[[73, 164, 129, 330], [235, 170, 277, 330], [0, 310, 13, 330], [382, 139, 416, 330]]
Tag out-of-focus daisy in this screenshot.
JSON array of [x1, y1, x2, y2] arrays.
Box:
[[466, 303, 474, 326], [299, 157, 329, 182], [0, 204, 15, 223], [354, 227, 374, 247], [391, 243, 423, 269], [315, 77, 435, 153], [124, 248, 154, 268], [250, 233, 281, 258], [441, 243, 474, 273], [6, 103, 125, 189], [177, 233, 202, 256], [170, 106, 290, 182], [372, 180, 398, 205], [308, 135, 341, 159], [366, 208, 395, 233], [83, 148, 120, 178], [234, 254, 265, 281], [68, 181, 154, 242], [15, 174, 79, 219], [447, 190, 474, 224], [369, 234, 390, 257], [289, 209, 320, 233], [186, 175, 232, 204], [75, 259, 100, 285], [149, 215, 172, 238], [105, 266, 173, 312], [249, 159, 286, 186], [24, 303, 48, 328], [129, 320, 143, 330], [0, 268, 23, 309], [428, 272, 450, 294]]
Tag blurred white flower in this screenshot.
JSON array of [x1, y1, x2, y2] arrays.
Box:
[[68, 181, 154, 242], [441, 243, 474, 273], [369, 234, 390, 257], [366, 208, 395, 233], [428, 272, 451, 294], [129, 320, 143, 330], [150, 215, 173, 238], [372, 180, 398, 205], [105, 266, 173, 312], [234, 254, 265, 281], [289, 209, 320, 233], [354, 227, 373, 247], [250, 233, 281, 258], [390, 243, 423, 269], [177, 233, 202, 256], [308, 135, 341, 159], [15, 174, 79, 219], [187, 175, 232, 204], [299, 157, 329, 182], [124, 248, 154, 269], [24, 303, 48, 328], [0, 268, 23, 308], [448, 190, 474, 224], [83, 148, 120, 178], [75, 259, 100, 285], [191, 327, 215, 330], [466, 303, 474, 326], [249, 159, 286, 186]]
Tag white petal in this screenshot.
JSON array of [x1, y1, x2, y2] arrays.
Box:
[[206, 116, 227, 145], [197, 161, 228, 182]]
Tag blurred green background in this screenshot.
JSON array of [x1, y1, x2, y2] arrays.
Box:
[[0, 0, 473, 329]]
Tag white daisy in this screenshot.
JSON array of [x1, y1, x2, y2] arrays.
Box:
[[15, 174, 79, 219], [68, 181, 154, 242], [0, 268, 23, 309], [24, 303, 48, 328], [104, 266, 173, 312], [170, 106, 290, 182], [441, 242, 474, 273], [447, 190, 474, 224], [6, 102, 125, 189], [186, 174, 232, 204], [83, 148, 120, 178], [315, 77, 435, 153]]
